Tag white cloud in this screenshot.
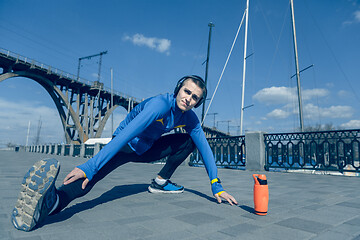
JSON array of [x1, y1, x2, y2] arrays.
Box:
[[354, 10, 360, 22], [253, 86, 329, 105], [326, 82, 334, 88], [267, 109, 290, 119], [123, 33, 171, 55], [337, 90, 348, 97], [341, 120, 360, 129], [343, 10, 360, 25], [302, 88, 329, 100], [303, 104, 353, 119], [253, 86, 295, 105], [265, 103, 353, 120]]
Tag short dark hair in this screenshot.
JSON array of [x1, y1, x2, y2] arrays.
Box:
[[174, 75, 207, 108], [184, 77, 206, 95]]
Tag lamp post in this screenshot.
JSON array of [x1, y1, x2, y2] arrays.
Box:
[[201, 22, 215, 126]]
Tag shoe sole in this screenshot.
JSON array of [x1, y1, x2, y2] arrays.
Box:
[[148, 186, 184, 194], [11, 158, 60, 231]]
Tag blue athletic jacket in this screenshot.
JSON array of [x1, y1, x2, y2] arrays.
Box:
[[77, 93, 224, 195]]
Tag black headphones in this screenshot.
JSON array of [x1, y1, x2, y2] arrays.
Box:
[[174, 75, 207, 108]]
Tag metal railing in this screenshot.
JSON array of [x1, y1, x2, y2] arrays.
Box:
[[17, 129, 360, 176], [24, 143, 107, 158], [189, 136, 246, 169], [264, 129, 360, 174]]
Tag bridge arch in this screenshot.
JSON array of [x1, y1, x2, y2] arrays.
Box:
[[0, 49, 140, 144], [0, 71, 88, 143]]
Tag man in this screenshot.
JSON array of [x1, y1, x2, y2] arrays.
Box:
[[12, 75, 238, 232]]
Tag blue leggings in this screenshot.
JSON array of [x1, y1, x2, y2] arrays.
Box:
[[54, 133, 195, 214]]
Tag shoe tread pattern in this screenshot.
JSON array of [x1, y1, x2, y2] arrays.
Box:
[[11, 158, 60, 231]]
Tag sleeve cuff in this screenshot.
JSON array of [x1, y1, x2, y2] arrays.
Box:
[[211, 182, 224, 195], [77, 163, 94, 181], [217, 191, 225, 196]]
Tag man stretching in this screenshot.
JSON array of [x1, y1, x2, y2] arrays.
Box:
[[12, 75, 238, 231]]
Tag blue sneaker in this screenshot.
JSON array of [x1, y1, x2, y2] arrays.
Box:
[[11, 158, 60, 231], [148, 179, 184, 193]]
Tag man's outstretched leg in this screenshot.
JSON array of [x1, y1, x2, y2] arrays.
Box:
[[11, 158, 60, 231]]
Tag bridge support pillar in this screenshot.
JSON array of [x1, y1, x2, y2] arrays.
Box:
[[245, 131, 266, 171], [94, 143, 100, 155], [70, 144, 74, 156], [61, 145, 65, 156], [80, 144, 85, 158], [54, 144, 58, 155]]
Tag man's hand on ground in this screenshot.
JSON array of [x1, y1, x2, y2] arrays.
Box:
[[214, 191, 238, 206], [63, 167, 89, 189]]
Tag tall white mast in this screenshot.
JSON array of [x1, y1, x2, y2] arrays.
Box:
[[26, 121, 31, 146], [240, 0, 250, 135], [111, 68, 114, 135], [290, 0, 304, 131]]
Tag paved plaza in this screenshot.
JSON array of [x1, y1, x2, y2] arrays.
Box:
[[1, 150, 360, 239]]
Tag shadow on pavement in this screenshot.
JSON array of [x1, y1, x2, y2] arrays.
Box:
[[239, 205, 255, 214], [184, 188, 217, 203], [38, 184, 255, 230], [40, 183, 148, 228]]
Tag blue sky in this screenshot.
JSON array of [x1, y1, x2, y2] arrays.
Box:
[[0, 0, 360, 146]]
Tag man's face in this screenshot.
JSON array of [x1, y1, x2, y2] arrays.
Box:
[[176, 79, 204, 112]]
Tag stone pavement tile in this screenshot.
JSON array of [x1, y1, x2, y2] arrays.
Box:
[[12, 236, 42, 240], [174, 212, 223, 226], [126, 201, 185, 217], [267, 203, 307, 218], [0, 213, 8, 223], [76, 205, 129, 223], [0, 230, 11, 240], [143, 207, 185, 220], [168, 200, 206, 209], [44, 220, 141, 239], [139, 217, 192, 234], [322, 196, 354, 206], [337, 201, 360, 209], [238, 224, 315, 240], [276, 217, 331, 234], [241, 211, 289, 227], [9, 228, 44, 240], [139, 230, 200, 240], [344, 217, 360, 226], [28, 216, 87, 237], [199, 231, 238, 240], [115, 216, 152, 225], [102, 223, 154, 239], [309, 230, 353, 240], [327, 203, 360, 215], [302, 203, 327, 210], [354, 235, 360, 240], [217, 223, 261, 237], [331, 223, 360, 238], [40, 228, 108, 240], [197, 202, 248, 219], [186, 216, 253, 237], [298, 205, 360, 225]]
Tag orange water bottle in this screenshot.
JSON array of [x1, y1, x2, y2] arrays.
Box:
[[253, 174, 269, 216]]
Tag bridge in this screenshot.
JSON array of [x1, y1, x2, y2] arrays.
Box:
[[0, 48, 142, 144], [0, 48, 230, 144]]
